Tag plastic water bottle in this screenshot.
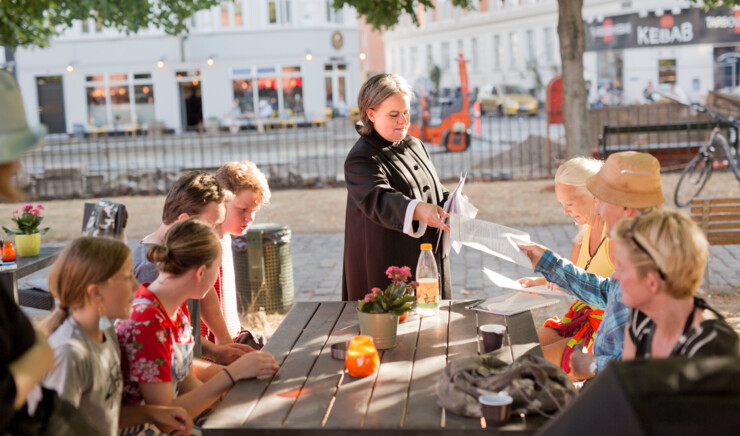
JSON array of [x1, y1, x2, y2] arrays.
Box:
[[416, 243, 439, 317]]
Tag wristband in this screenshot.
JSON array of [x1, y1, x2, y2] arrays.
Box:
[[223, 367, 236, 385]]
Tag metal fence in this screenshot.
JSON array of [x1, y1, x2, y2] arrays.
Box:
[[14, 114, 565, 200]]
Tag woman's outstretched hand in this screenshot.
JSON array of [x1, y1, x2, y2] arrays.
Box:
[[413, 202, 450, 232], [516, 241, 548, 268]]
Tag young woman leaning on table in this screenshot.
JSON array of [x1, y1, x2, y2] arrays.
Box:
[[116, 219, 279, 433]]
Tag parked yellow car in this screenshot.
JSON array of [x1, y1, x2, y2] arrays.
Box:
[[478, 84, 539, 116]]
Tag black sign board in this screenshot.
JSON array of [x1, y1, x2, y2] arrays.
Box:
[[586, 7, 740, 51]]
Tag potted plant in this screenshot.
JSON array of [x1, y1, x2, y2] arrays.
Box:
[[357, 266, 417, 349], [3, 203, 50, 257]]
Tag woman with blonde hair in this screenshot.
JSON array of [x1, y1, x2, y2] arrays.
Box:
[[38, 237, 193, 435], [615, 210, 739, 358], [519, 157, 613, 377], [117, 219, 279, 433]]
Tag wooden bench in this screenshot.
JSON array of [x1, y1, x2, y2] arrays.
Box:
[[690, 197, 740, 245], [690, 197, 740, 287], [597, 121, 738, 170]]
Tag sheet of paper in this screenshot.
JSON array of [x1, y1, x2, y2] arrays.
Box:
[[438, 172, 478, 257], [482, 268, 565, 296], [450, 214, 532, 268]]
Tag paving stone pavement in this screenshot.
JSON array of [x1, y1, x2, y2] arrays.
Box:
[[289, 224, 740, 323]]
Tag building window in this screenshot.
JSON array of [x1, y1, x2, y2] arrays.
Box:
[[400, 47, 406, 76], [268, 0, 277, 24], [234, 2, 243, 26], [326, 1, 343, 23], [410, 46, 418, 76], [221, 3, 230, 26], [493, 34, 501, 70], [543, 27, 553, 64], [659, 59, 677, 84], [510, 31, 519, 68], [526, 29, 535, 63], [232, 65, 303, 116], [85, 73, 154, 127], [426, 44, 433, 71], [233, 79, 255, 113], [457, 39, 463, 58], [471, 37, 478, 69], [441, 42, 450, 70]]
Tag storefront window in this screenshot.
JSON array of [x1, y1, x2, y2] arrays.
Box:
[[86, 86, 107, 126], [233, 79, 255, 113], [134, 85, 155, 123], [282, 77, 303, 115], [714, 47, 740, 90], [85, 73, 155, 128], [510, 31, 519, 68], [658, 59, 677, 84], [258, 77, 278, 117]]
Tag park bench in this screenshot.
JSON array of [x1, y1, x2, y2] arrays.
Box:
[[597, 121, 738, 170], [690, 197, 740, 246], [690, 197, 740, 287]]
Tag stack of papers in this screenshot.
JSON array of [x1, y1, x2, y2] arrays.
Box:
[[467, 293, 559, 316]]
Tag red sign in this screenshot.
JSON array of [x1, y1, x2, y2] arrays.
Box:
[[546, 76, 563, 125]]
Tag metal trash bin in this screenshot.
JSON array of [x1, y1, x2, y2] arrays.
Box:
[[232, 223, 294, 314]]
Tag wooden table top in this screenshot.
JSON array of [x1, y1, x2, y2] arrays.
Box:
[[203, 300, 545, 435], [13, 246, 62, 278]]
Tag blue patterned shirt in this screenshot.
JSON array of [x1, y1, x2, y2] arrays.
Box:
[[535, 250, 629, 373]]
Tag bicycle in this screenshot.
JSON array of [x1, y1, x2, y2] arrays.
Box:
[[673, 103, 740, 207]]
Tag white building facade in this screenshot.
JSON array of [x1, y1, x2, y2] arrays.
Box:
[[13, 0, 360, 134], [383, 0, 740, 105]]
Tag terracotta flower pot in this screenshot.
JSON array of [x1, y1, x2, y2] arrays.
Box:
[[15, 233, 41, 257], [357, 309, 398, 350]]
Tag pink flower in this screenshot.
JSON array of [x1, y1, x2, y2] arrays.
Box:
[[399, 266, 411, 281], [371, 287, 381, 294], [13, 210, 18, 215], [30, 208, 39, 216], [409, 281, 419, 290], [36, 204, 44, 210], [22, 204, 33, 212]]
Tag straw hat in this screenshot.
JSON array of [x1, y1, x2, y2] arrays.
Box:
[[586, 151, 663, 208], [0, 70, 46, 164]]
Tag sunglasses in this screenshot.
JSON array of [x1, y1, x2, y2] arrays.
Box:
[[627, 216, 667, 280]]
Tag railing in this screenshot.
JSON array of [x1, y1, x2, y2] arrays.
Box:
[[15, 114, 564, 200]]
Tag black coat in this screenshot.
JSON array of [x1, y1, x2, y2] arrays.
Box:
[[342, 130, 451, 302]]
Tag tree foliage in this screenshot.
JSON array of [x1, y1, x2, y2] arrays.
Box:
[[334, 0, 475, 30], [692, 0, 740, 8], [0, 0, 221, 49]]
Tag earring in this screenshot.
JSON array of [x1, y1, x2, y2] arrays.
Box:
[[98, 305, 112, 330]]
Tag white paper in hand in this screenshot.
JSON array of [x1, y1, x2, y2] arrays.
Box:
[[482, 268, 565, 296], [449, 214, 532, 268], [439, 172, 478, 257]]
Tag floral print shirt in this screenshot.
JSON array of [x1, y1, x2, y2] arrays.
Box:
[[116, 284, 193, 406]]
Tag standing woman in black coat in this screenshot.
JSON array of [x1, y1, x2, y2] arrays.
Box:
[[342, 73, 451, 302]]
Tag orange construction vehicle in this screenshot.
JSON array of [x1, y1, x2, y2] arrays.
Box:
[[408, 52, 471, 152]]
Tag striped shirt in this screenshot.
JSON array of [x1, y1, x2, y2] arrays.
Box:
[[628, 297, 740, 358], [535, 249, 629, 374]]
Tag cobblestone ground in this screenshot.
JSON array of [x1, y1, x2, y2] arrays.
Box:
[[290, 225, 740, 328]]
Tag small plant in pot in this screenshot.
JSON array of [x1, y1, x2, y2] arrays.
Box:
[[3, 203, 50, 257], [357, 266, 417, 349]]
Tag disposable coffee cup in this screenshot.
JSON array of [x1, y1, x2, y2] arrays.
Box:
[[479, 324, 506, 353], [479, 392, 513, 427]]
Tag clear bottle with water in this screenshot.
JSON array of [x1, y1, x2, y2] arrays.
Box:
[[416, 243, 439, 317]]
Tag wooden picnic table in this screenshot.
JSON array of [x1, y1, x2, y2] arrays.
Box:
[[203, 300, 546, 435]]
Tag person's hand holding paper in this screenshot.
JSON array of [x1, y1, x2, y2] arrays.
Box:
[[449, 214, 532, 268], [515, 240, 548, 268]]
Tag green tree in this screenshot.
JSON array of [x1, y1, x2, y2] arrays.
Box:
[[0, 0, 222, 48], [334, 0, 474, 29]]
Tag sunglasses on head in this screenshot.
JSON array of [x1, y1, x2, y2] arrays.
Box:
[[627, 216, 667, 280]]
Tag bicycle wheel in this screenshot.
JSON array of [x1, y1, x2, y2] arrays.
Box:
[[712, 133, 740, 182], [675, 153, 713, 207]]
